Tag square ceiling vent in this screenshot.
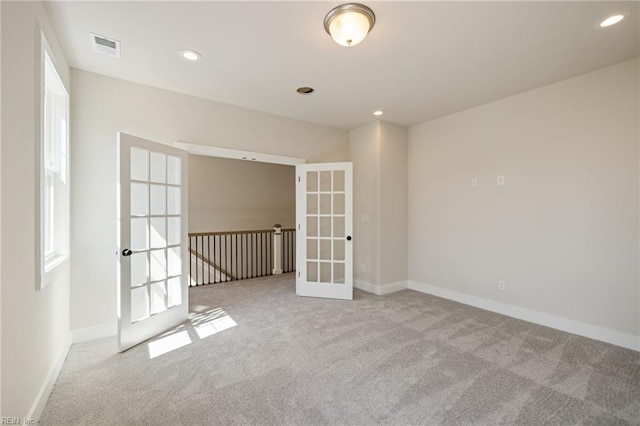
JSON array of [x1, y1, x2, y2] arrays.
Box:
[[90, 33, 120, 57]]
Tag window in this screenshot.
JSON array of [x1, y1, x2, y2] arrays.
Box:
[[39, 38, 69, 289]]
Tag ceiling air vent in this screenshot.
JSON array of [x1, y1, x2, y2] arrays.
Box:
[[90, 33, 120, 57]]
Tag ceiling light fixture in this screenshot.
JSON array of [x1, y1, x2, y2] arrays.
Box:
[[598, 12, 629, 28], [373, 110, 384, 116], [297, 87, 315, 95], [324, 3, 375, 47], [179, 50, 201, 61]]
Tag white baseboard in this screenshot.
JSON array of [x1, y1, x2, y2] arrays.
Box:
[[355, 280, 408, 296], [27, 333, 72, 421], [407, 280, 640, 352], [72, 322, 117, 343]]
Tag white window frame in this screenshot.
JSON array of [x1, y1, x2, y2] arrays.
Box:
[[37, 34, 69, 290]]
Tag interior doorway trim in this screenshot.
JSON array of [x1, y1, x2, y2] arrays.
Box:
[[175, 141, 306, 166]]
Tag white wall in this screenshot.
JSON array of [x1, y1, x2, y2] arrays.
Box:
[[408, 59, 639, 345], [189, 155, 295, 233], [70, 70, 349, 331], [1, 1, 71, 417]]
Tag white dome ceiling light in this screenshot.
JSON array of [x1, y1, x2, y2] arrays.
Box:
[[324, 3, 376, 47]]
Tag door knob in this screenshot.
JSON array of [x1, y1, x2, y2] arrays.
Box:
[[346, 236, 352, 241], [122, 248, 132, 257]]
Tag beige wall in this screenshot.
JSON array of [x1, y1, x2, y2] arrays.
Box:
[[350, 122, 380, 285], [349, 121, 408, 288], [0, 0, 3, 415], [1, 1, 71, 417], [379, 122, 408, 285], [408, 59, 639, 337], [189, 155, 295, 233], [70, 70, 349, 331]]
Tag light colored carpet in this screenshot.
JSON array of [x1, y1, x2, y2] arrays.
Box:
[[41, 274, 640, 425]]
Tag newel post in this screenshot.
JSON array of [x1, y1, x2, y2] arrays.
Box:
[[272, 224, 283, 275]]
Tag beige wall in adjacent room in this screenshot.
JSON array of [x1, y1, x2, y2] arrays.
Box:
[[408, 59, 640, 338], [70, 69, 349, 332], [189, 155, 295, 233], [1, 1, 71, 418]]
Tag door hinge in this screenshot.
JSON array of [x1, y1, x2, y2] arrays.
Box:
[[298, 271, 301, 277], [298, 224, 301, 230], [298, 176, 301, 183]]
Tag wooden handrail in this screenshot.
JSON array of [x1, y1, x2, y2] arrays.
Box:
[[189, 228, 295, 237], [188, 247, 237, 281]]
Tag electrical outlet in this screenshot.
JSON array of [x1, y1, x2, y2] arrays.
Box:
[[359, 263, 366, 273], [471, 178, 478, 187], [497, 175, 505, 186], [497, 280, 506, 291]]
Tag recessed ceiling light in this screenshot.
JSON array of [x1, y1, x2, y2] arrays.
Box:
[[373, 110, 384, 116], [598, 12, 629, 28], [179, 50, 201, 61], [297, 87, 315, 95]]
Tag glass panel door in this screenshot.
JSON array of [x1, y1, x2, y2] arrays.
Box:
[[296, 163, 352, 300], [118, 133, 188, 352]]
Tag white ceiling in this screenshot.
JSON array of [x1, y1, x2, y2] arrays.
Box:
[[46, 1, 639, 130]]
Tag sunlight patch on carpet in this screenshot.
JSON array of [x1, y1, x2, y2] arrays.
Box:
[[148, 329, 192, 359]]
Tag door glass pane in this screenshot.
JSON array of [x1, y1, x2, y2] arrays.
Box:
[[167, 156, 181, 185], [307, 239, 318, 260], [333, 170, 345, 192], [167, 187, 181, 215], [320, 217, 331, 237], [307, 261, 318, 282], [306, 216, 318, 237], [150, 249, 167, 281], [320, 171, 331, 191], [334, 240, 345, 261], [130, 147, 148, 181], [131, 286, 149, 322], [150, 185, 166, 215], [334, 216, 345, 238], [320, 240, 331, 260], [320, 194, 331, 214], [334, 194, 345, 215], [131, 218, 148, 251], [333, 263, 345, 284], [149, 152, 166, 183], [131, 252, 148, 287], [168, 217, 181, 246], [307, 194, 318, 214], [131, 183, 148, 216], [150, 281, 167, 315], [168, 246, 182, 277], [150, 217, 166, 249], [320, 262, 331, 283], [167, 277, 182, 307], [306, 171, 318, 192]]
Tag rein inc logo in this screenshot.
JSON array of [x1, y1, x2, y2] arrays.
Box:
[[1, 418, 35, 425]]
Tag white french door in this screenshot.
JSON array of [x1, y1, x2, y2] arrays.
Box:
[[117, 133, 189, 352], [296, 163, 353, 300]]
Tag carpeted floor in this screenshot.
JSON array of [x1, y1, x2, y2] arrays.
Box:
[[41, 274, 640, 425]]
